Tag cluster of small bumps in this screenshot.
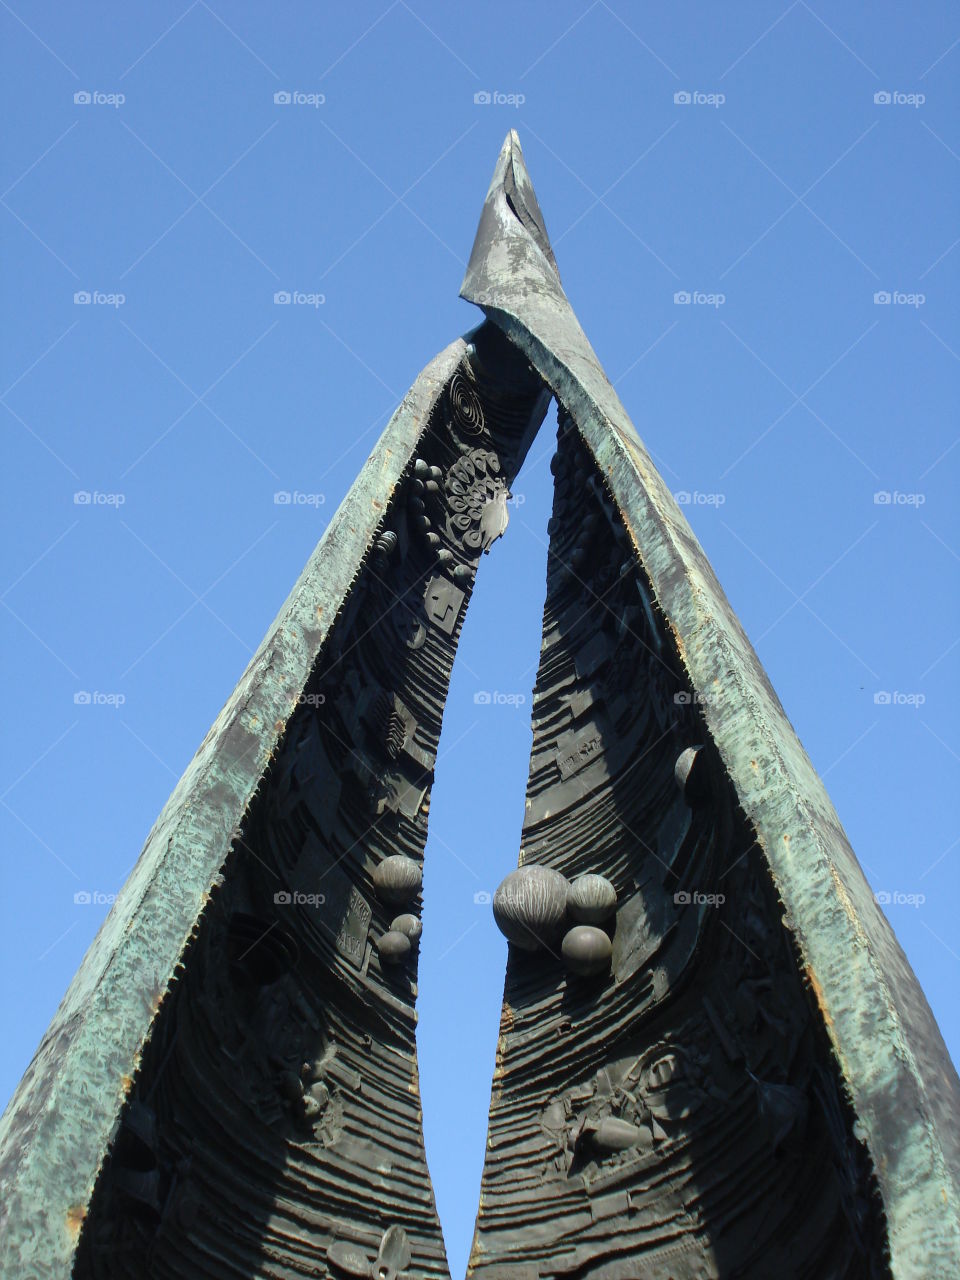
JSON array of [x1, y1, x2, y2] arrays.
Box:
[[492, 866, 618, 977], [372, 856, 423, 965]]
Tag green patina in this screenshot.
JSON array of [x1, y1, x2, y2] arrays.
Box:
[[0, 339, 467, 1278], [2, 128, 957, 1280]]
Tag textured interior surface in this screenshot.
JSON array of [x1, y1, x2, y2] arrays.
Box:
[[70, 324, 547, 1278], [462, 132, 960, 1277], [2, 129, 956, 1280], [468, 413, 889, 1280]]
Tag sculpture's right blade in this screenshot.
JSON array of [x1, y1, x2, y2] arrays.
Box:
[[464, 132, 960, 1279]]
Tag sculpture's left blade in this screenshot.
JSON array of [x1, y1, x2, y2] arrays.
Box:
[[0, 324, 549, 1279]]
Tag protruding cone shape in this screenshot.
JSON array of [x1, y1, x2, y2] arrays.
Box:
[[462, 129, 559, 304]]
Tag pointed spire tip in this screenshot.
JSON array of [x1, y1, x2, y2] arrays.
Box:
[[461, 130, 559, 302]]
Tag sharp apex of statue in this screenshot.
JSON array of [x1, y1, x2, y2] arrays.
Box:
[[461, 129, 560, 306]]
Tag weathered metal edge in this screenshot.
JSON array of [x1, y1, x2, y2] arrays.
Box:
[[0, 337, 468, 1278], [462, 132, 960, 1277]]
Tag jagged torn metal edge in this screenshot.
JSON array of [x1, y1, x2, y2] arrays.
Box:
[[0, 338, 473, 1279], [461, 129, 960, 1279]]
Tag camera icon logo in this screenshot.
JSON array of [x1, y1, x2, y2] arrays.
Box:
[[674, 490, 691, 505], [274, 891, 292, 904], [874, 691, 891, 705], [74, 291, 91, 305], [874, 91, 891, 105], [673, 290, 691, 304], [874, 890, 891, 904], [873, 290, 891, 305], [74, 890, 92, 904], [473, 690, 491, 705], [674, 91, 691, 105], [74, 690, 92, 704], [274, 491, 292, 505], [73, 491, 92, 505], [74, 90, 91, 105], [274, 91, 291, 105], [274, 290, 291, 305], [673, 890, 691, 905], [473, 890, 491, 905], [873, 491, 891, 505], [673, 691, 693, 705], [474, 91, 492, 105]]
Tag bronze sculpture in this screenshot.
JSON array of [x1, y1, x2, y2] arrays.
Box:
[[0, 132, 957, 1279]]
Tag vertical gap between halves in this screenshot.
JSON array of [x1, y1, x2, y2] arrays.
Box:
[[416, 403, 558, 1280]]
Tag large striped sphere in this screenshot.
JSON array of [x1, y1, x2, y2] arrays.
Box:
[[493, 865, 569, 951], [373, 855, 422, 905]]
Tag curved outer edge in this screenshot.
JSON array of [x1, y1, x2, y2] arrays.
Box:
[[461, 132, 960, 1277], [0, 337, 468, 1279]]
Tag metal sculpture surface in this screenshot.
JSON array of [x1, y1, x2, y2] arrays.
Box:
[[0, 132, 957, 1280]]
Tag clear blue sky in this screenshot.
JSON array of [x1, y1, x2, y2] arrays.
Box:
[[2, 3, 958, 1275]]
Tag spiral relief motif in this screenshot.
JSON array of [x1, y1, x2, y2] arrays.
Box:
[[447, 370, 485, 437], [444, 449, 505, 553]]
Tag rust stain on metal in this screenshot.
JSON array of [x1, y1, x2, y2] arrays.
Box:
[[829, 861, 869, 950], [66, 1204, 86, 1239], [805, 965, 835, 1036], [670, 622, 687, 664]]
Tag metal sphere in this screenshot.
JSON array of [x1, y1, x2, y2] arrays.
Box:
[[567, 873, 617, 924], [561, 925, 612, 977], [390, 913, 422, 943], [377, 930, 412, 965], [493, 865, 569, 951], [372, 855, 422, 905]]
